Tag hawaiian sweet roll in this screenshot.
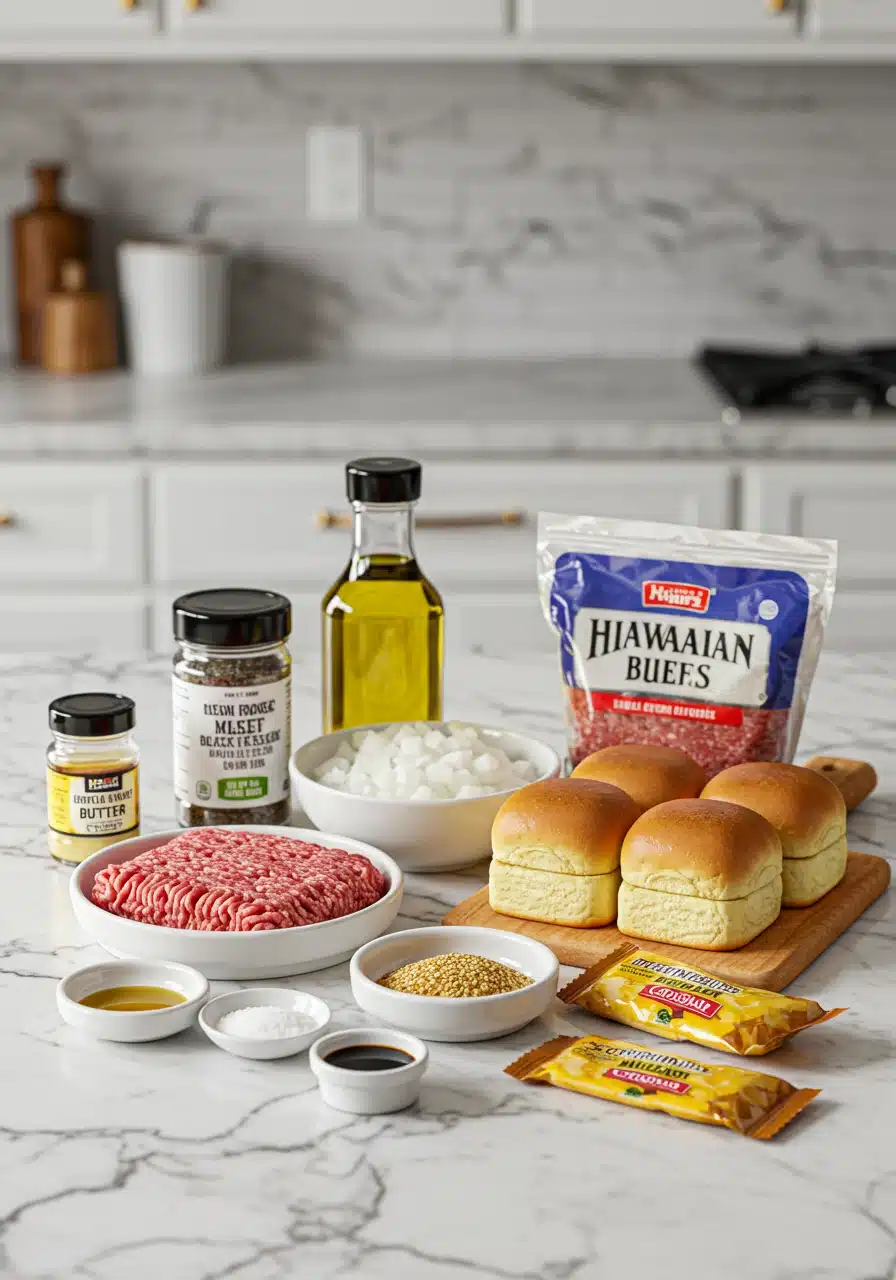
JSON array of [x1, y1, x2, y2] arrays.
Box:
[[702, 762, 848, 907], [489, 778, 642, 927], [571, 744, 707, 813], [617, 799, 783, 950]]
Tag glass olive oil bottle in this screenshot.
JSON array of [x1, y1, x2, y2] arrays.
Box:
[[322, 458, 444, 732]]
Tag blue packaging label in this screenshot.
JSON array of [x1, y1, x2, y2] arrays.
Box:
[[550, 552, 811, 713]]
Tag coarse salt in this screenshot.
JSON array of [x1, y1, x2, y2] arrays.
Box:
[[217, 1005, 319, 1040]]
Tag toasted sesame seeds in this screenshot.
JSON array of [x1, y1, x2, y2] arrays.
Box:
[[378, 953, 532, 998]]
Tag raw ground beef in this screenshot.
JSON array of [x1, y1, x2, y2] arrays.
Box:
[[91, 828, 388, 931], [566, 690, 789, 778]]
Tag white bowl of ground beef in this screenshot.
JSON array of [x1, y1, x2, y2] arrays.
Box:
[[70, 826, 403, 980]]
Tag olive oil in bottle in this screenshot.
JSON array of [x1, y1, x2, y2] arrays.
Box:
[[322, 457, 444, 732]]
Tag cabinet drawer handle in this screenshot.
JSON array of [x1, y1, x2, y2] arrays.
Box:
[[0, 512, 15, 528], [315, 509, 525, 531], [121, 0, 138, 9], [185, 0, 203, 9], [766, 0, 789, 11]]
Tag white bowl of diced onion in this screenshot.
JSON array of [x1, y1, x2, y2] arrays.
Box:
[[291, 722, 561, 873]]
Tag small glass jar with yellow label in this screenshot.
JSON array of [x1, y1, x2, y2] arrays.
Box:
[[46, 693, 140, 865]]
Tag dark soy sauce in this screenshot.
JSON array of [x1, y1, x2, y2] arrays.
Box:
[[325, 1044, 415, 1072]]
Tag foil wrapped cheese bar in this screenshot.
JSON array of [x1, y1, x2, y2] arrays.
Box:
[[506, 1033, 819, 1139], [559, 942, 845, 1056]]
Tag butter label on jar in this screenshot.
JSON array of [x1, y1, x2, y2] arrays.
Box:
[[47, 765, 140, 839], [506, 1034, 819, 1139], [172, 677, 291, 810], [559, 942, 846, 1056]]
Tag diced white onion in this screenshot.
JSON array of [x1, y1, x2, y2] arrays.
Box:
[[313, 723, 539, 802]]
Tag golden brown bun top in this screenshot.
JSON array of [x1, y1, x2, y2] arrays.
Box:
[[491, 778, 643, 876], [701, 762, 847, 860], [621, 798, 783, 901], [571, 744, 707, 812]]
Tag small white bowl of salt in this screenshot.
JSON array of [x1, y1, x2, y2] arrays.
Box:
[[199, 988, 331, 1060]]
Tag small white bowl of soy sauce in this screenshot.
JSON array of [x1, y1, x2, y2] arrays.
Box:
[[309, 1027, 428, 1114]]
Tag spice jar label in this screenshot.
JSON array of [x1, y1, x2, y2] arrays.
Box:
[[47, 765, 139, 839], [172, 677, 291, 809]]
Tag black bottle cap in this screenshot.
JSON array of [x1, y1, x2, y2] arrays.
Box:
[[49, 693, 135, 738], [346, 457, 422, 505], [172, 588, 292, 647]]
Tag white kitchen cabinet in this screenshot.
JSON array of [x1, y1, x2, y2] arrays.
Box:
[[151, 460, 734, 591], [741, 463, 896, 584], [16, 455, 892, 658], [0, 594, 147, 652], [0, 464, 144, 588], [808, 1, 896, 39], [517, 0, 797, 40], [165, 0, 506, 37], [0, 0, 158, 35], [446, 591, 551, 656], [152, 464, 346, 588], [415, 461, 732, 586], [824, 593, 896, 652]]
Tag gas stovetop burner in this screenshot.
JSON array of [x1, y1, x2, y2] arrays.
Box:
[[696, 344, 896, 417]]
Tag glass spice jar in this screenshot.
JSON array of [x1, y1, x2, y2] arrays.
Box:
[[172, 588, 293, 827], [46, 693, 140, 865]]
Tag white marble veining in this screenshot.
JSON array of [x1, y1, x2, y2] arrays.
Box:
[[2, 63, 896, 363], [0, 648, 893, 1279], [2, 359, 896, 458]]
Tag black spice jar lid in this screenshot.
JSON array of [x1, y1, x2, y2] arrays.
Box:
[[49, 693, 136, 737], [346, 457, 422, 505], [173, 588, 292, 648]]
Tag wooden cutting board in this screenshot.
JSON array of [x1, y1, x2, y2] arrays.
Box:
[[442, 852, 890, 991]]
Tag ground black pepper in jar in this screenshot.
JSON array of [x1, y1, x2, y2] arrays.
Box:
[[172, 589, 292, 827]]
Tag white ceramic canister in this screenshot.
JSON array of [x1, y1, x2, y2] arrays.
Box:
[[118, 239, 228, 376]]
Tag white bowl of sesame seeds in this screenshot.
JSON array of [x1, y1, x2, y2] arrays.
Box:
[[350, 926, 559, 1043]]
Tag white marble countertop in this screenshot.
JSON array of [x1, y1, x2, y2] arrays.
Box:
[[2, 358, 896, 458], [2, 648, 894, 1280]]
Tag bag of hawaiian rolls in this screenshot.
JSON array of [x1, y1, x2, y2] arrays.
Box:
[[537, 513, 837, 777]]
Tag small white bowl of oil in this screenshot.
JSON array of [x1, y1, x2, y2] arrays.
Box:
[[57, 959, 209, 1043]]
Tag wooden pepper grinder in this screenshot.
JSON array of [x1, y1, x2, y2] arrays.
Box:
[[11, 164, 90, 364], [41, 261, 117, 375]]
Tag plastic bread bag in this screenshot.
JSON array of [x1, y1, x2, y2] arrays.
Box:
[[537, 513, 837, 776]]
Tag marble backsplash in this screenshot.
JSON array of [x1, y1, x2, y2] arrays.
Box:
[[1, 61, 895, 361]]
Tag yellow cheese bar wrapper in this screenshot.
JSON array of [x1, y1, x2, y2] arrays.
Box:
[[559, 943, 846, 1056], [506, 1034, 818, 1139]]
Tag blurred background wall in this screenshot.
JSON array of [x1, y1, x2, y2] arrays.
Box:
[[2, 61, 895, 363]]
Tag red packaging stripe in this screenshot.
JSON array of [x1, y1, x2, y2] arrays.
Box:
[[639, 985, 722, 1020], [604, 1068, 691, 1095], [587, 691, 744, 727]]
